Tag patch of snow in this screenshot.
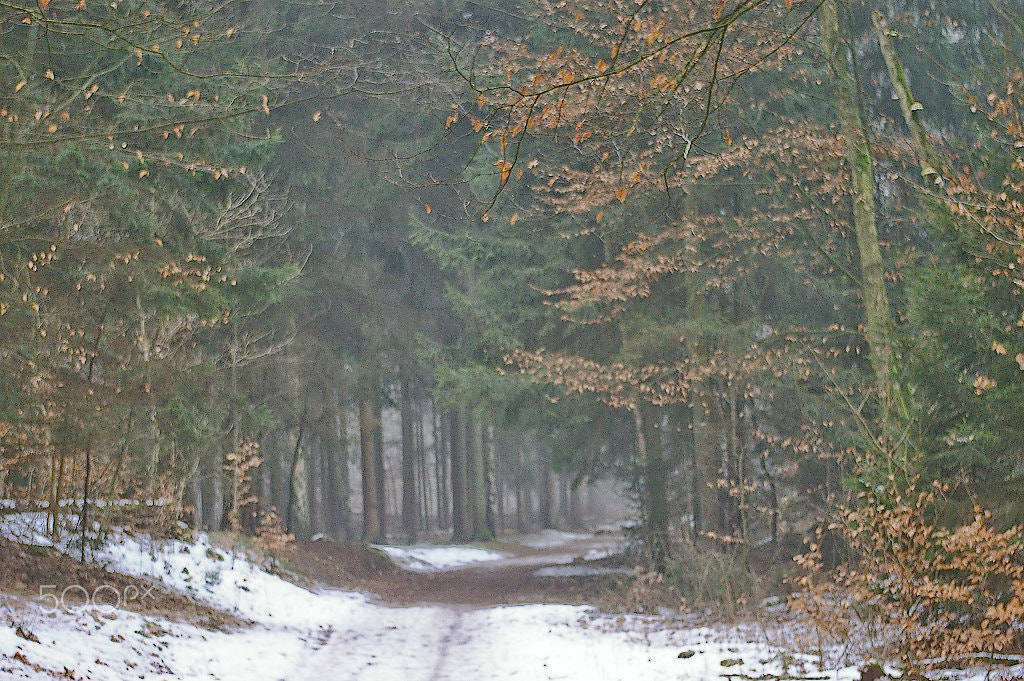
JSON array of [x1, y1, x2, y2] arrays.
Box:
[[430, 605, 860, 681], [0, 512, 59, 547], [373, 544, 508, 571], [582, 547, 619, 561], [511, 529, 590, 548]]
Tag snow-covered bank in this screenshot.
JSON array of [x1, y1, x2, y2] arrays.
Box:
[[1, 595, 315, 681]]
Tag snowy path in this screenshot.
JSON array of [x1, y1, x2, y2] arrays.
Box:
[[287, 598, 818, 681], [285, 535, 820, 681], [294, 603, 461, 681]]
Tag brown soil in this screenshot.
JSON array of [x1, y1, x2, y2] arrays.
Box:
[[0, 538, 245, 629], [277, 534, 635, 609]]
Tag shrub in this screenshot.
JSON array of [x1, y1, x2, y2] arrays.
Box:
[[663, 541, 766, 618], [792, 477, 1024, 671]]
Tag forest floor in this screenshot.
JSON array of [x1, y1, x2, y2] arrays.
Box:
[[0, 516, 883, 680]]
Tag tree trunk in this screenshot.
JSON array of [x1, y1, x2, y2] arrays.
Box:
[[820, 0, 897, 413], [467, 414, 491, 540], [539, 457, 554, 530], [567, 480, 581, 529], [191, 477, 204, 530], [512, 446, 528, 532], [359, 375, 384, 543], [305, 439, 322, 539], [400, 370, 418, 543], [373, 389, 387, 537], [688, 407, 702, 542], [491, 429, 503, 536], [635, 405, 669, 572], [449, 408, 470, 542], [203, 463, 225, 531], [434, 403, 449, 530], [326, 392, 351, 540], [285, 404, 307, 536], [415, 397, 430, 532]]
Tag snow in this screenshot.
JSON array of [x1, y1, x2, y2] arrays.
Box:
[[0, 593, 315, 681], [582, 547, 617, 561], [512, 529, 591, 548], [95, 531, 368, 627], [373, 544, 508, 571], [1, 520, 1015, 681], [0, 512, 55, 547], [293, 603, 859, 681]]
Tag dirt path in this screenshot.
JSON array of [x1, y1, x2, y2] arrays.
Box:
[[282, 532, 631, 608]]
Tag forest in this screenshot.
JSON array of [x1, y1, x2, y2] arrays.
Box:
[[2, 0, 1024, 676]]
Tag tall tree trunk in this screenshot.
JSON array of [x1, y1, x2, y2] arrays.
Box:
[[496, 476, 505, 536], [203, 462, 225, 531], [449, 408, 470, 542], [417, 404, 431, 532], [326, 391, 351, 540], [285, 403, 307, 535], [567, 480, 581, 529], [324, 434, 342, 540], [820, 0, 897, 418], [434, 403, 449, 530], [516, 445, 528, 532], [539, 456, 555, 530], [485, 426, 497, 537], [687, 404, 702, 542], [373, 388, 387, 537], [305, 439, 322, 539], [516, 482, 527, 533], [635, 405, 669, 572], [271, 431, 288, 519], [191, 477, 204, 531], [400, 370, 418, 543], [359, 375, 384, 543], [712, 388, 735, 538], [467, 414, 491, 540], [79, 443, 91, 562], [490, 428, 502, 536]]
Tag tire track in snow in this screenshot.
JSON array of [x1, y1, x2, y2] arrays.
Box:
[[289, 603, 461, 681], [426, 609, 463, 681]]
